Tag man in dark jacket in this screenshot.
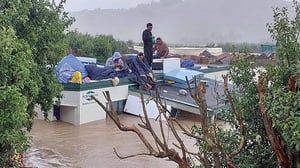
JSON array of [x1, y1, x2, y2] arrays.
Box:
[[128, 52, 155, 90], [142, 23, 154, 68]]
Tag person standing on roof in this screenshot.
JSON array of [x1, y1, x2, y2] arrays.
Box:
[[142, 22, 154, 68], [153, 37, 169, 59]]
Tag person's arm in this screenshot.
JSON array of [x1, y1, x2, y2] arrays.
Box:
[[153, 43, 157, 52], [162, 45, 169, 58], [160, 43, 169, 58]]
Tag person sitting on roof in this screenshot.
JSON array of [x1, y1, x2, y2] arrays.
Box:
[[105, 52, 129, 78], [128, 52, 155, 90], [153, 37, 169, 59]]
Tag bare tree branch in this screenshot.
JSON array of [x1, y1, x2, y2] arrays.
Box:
[[113, 148, 153, 159], [139, 92, 166, 149], [92, 93, 155, 154], [138, 114, 147, 125], [173, 142, 211, 167], [222, 75, 246, 158], [173, 119, 205, 141], [169, 120, 188, 163], [91, 91, 190, 168], [159, 114, 168, 150]]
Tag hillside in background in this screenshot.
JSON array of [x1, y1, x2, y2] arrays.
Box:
[[68, 0, 293, 45]]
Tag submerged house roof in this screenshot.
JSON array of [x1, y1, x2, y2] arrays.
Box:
[[259, 52, 275, 59], [200, 50, 214, 58]]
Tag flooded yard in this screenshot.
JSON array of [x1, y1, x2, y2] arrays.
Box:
[[24, 112, 206, 168]]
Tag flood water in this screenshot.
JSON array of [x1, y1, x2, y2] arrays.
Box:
[[24, 112, 217, 168]]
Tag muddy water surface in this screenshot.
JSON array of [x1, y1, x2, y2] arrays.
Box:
[[24, 112, 206, 168]]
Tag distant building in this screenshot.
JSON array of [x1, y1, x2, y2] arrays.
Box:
[[259, 52, 275, 59], [133, 46, 223, 56], [255, 44, 276, 66], [259, 44, 276, 59], [200, 50, 214, 58], [261, 44, 276, 53]]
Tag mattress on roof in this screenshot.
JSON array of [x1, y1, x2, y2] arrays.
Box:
[[164, 68, 204, 84]]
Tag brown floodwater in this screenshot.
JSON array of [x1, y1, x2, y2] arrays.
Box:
[[24, 112, 219, 168]]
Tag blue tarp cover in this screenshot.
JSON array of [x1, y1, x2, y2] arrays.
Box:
[[76, 57, 97, 64], [164, 68, 204, 88], [181, 59, 194, 68], [56, 54, 88, 78]]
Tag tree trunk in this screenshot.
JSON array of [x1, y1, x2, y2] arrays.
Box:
[[257, 77, 292, 168], [291, 151, 300, 168]]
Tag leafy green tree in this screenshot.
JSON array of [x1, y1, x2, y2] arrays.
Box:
[[225, 57, 277, 167], [0, 27, 34, 168], [264, 1, 300, 166], [0, 0, 73, 166], [65, 31, 94, 56], [65, 31, 130, 62], [218, 1, 300, 167], [93, 35, 113, 62]]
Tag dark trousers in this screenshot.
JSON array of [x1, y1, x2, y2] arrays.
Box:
[[144, 46, 153, 68], [127, 73, 155, 90]]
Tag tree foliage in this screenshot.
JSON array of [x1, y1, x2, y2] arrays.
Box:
[[0, 27, 34, 167], [0, 0, 73, 166], [195, 1, 300, 167], [65, 30, 130, 63], [224, 56, 277, 167], [192, 2, 300, 167], [265, 1, 300, 166], [216, 1, 300, 167]]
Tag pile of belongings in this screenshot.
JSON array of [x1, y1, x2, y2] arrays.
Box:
[[55, 54, 119, 85]]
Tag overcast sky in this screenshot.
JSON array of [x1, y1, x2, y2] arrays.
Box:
[[58, 0, 160, 12], [58, 0, 292, 12]]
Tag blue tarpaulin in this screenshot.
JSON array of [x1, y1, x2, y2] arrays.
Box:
[[164, 68, 204, 88], [181, 59, 194, 68], [77, 57, 97, 64], [56, 54, 88, 83], [56, 54, 89, 79]]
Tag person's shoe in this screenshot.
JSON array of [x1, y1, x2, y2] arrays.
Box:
[[112, 77, 119, 86]]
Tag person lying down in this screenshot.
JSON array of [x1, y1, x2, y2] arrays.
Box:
[[85, 64, 119, 86]]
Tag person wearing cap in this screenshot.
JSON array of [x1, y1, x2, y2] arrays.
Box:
[[142, 22, 154, 68], [105, 52, 129, 78]]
